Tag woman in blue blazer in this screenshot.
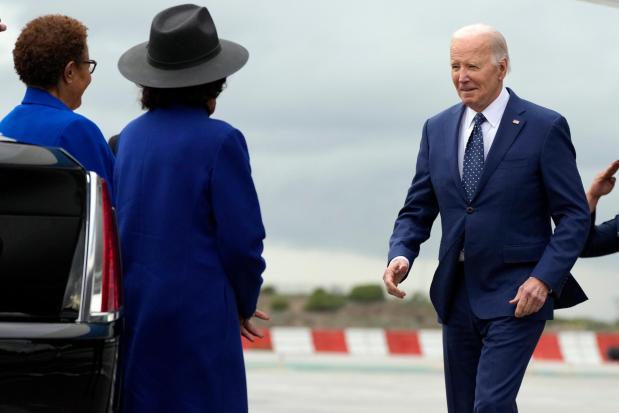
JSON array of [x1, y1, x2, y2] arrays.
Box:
[[115, 5, 267, 412], [0, 15, 114, 194], [581, 160, 619, 257]]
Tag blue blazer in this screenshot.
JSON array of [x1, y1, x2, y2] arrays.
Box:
[[0, 87, 115, 196], [389, 89, 590, 322], [581, 213, 619, 257]]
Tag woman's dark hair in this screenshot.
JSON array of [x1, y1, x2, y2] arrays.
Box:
[[13, 15, 88, 89], [141, 79, 227, 111]]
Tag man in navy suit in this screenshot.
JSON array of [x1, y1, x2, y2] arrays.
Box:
[[581, 160, 619, 257], [383, 24, 590, 412]]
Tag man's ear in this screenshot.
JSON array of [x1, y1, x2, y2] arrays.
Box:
[[498, 58, 508, 81], [62, 61, 77, 84]]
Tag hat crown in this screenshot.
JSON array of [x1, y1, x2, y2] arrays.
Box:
[[147, 4, 221, 69], [117, 3, 249, 88]]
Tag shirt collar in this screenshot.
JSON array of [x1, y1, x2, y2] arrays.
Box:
[[22, 87, 72, 111], [463, 87, 510, 129]]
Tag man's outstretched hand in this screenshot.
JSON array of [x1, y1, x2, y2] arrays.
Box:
[[383, 258, 409, 299]]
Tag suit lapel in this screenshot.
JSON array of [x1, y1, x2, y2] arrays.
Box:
[[471, 90, 527, 202], [446, 104, 467, 202]]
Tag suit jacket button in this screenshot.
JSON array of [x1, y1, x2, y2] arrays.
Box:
[[466, 206, 474, 214]]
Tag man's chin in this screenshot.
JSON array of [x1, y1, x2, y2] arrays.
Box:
[[459, 96, 477, 107]]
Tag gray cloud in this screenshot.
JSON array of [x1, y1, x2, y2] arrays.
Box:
[[1, 1, 619, 312]]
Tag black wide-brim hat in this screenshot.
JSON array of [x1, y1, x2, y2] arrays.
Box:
[[118, 4, 248, 88]]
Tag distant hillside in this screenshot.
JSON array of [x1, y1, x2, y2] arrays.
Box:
[[256, 286, 619, 331]]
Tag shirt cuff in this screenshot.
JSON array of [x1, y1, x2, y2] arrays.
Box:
[[389, 256, 410, 268]]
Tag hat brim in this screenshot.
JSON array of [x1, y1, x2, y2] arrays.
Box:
[[117, 38, 248, 88]]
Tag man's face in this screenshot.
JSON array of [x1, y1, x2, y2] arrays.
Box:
[[450, 35, 507, 112]]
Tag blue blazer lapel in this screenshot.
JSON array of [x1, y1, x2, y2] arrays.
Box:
[[446, 104, 467, 202], [471, 89, 526, 202]]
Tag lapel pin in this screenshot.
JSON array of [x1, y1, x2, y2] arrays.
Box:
[[512, 119, 520, 125]]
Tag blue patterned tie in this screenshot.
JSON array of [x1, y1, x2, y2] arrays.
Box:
[[462, 113, 486, 203]]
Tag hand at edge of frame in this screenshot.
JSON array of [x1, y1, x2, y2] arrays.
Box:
[[587, 160, 619, 211]]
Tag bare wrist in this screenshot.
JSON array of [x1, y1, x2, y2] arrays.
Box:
[[586, 192, 600, 212], [586, 190, 600, 200]]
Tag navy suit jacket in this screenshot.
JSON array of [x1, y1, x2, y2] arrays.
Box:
[[389, 89, 590, 322], [581, 212, 619, 257]]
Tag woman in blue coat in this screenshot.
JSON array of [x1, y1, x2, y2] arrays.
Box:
[[115, 5, 267, 412]]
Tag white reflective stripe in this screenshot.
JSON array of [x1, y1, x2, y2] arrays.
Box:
[[419, 329, 443, 359], [345, 328, 388, 356], [271, 327, 313, 355], [558, 331, 602, 365]]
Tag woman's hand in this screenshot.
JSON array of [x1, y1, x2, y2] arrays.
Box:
[[240, 309, 270, 342]]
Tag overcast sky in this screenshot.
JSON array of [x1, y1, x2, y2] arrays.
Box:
[[1, 0, 618, 320]]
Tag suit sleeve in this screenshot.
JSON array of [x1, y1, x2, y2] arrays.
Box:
[[388, 120, 440, 277], [580, 212, 619, 257], [211, 129, 266, 319], [532, 116, 590, 296], [59, 117, 116, 202]]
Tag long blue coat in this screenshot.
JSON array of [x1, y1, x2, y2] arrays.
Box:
[[114, 107, 266, 413]]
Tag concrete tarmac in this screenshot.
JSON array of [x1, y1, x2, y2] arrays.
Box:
[[246, 353, 619, 412]]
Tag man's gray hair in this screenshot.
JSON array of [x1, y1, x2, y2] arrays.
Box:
[[452, 24, 510, 72]]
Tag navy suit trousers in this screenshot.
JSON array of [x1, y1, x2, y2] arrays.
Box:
[[442, 264, 545, 413]]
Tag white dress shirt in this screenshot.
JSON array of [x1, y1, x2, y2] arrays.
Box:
[[391, 87, 511, 268], [458, 87, 510, 178]]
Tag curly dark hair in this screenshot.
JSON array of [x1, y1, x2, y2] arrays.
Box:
[[141, 79, 227, 111], [13, 15, 88, 89]]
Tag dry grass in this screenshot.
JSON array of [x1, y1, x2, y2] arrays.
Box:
[[257, 293, 440, 329], [254, 291, 619, 331]]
